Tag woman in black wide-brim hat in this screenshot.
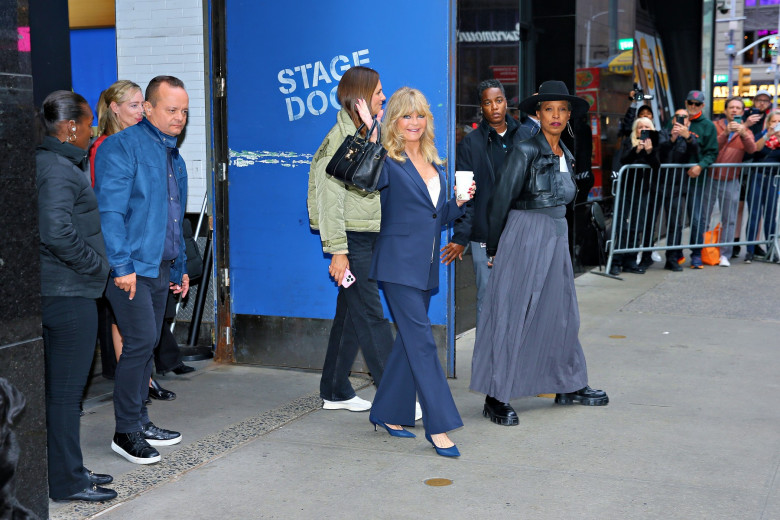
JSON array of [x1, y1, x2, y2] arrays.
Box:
[[470, 81, 609, 426]]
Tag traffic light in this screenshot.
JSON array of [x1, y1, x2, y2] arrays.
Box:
[[737, 67, 752, 94]]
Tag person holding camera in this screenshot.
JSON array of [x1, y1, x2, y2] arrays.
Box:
[[735, 89, 774, 257], [657, 109, 700, 271], [610, 117, 661, 276], [700, 96, 756, 267]]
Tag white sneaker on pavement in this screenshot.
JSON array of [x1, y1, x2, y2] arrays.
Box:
[[719, 255, 731, 267], [322, 395, 372, 412], [415, 401, 423, 421]]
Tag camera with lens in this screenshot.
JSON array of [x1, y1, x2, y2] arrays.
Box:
[[632, 82, 654, 101]]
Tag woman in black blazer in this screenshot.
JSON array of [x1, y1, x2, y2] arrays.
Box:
[[368, 87, 473, 457]]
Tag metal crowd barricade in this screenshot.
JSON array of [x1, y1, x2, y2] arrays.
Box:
[[605, 162, 780, 276]]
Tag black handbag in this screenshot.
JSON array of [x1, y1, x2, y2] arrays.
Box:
[[325, 118, 386, 192]]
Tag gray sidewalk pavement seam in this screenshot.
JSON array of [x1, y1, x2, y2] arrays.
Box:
[[50, 378, 370, 519]]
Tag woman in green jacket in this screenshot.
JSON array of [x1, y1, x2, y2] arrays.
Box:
[[307, 66, 395, 412]]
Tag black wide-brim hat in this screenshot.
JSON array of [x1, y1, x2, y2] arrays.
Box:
[[518, 80, 590, 118]]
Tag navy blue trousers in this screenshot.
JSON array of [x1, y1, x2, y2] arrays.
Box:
[[370, 282, 463, 434], [106, 263, 169, 433]]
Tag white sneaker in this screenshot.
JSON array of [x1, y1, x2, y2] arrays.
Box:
[[322, 395, 372, 412], [719, 255, 731, 267], [415, 401, 423, 421]]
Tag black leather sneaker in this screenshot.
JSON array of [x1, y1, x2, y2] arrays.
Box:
[[483, 395, 519, 426], [141, 421, 182, 446], [111, 431, 161, 464], [555, 386, 609, 406]]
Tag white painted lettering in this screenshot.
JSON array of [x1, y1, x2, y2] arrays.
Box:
[[312, 61, 331, 88], [285, 97, 305, 121], [307, 90, 328, 116], [329, 85, 340, 110], [330, 55, 350, 81], [353, 49, 370, 66], [278, 69, 296, 94]]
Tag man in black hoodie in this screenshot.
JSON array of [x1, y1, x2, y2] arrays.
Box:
[[440, 79, 534, 426]]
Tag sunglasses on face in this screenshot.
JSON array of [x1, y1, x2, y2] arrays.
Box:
[[686, 101, 703, 107]]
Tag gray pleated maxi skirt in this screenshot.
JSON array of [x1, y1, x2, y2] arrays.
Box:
[[470, 210, 588, 402]]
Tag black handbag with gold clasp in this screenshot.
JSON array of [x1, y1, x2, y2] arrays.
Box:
[[325, 118, 386, 192]]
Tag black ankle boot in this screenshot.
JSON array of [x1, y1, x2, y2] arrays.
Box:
[[483, 395, 519, 426]]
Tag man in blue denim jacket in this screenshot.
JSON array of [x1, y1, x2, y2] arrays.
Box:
[[95, 76, 189, 465]]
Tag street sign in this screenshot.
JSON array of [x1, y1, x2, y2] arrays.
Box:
[[618, 38, 633, 51]]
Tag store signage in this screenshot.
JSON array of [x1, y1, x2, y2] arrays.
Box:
[[713, 84, 778, 98], [277, 49, 371, 121], [489, 65, 518, 84], [458, 23, 520, 43]]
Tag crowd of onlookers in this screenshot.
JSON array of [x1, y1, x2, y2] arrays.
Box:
[[608, 88, 778, 276]]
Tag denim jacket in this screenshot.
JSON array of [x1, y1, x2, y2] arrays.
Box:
[[94, 119, 188, 283]]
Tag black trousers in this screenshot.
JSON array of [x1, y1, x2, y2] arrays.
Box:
[[106, 263, 170, 433], [42, 295, 96, 499]]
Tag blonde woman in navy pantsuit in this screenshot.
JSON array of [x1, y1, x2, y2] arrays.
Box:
[[368, 87, 474, 457]]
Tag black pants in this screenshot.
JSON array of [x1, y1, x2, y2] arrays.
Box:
[[42, 295, 96, 499], [106, 264, 169, 433], [320, 231, 393, 401]]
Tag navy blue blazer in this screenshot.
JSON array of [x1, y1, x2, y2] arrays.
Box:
[[370, 156, 465, 291]]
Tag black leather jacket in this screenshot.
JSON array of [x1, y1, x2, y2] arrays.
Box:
[[487, 132, 576, 256]]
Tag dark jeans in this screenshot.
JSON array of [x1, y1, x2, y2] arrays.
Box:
[[613, 180, 655, 267], [98, 292, 183, 378], [42, 296, 96, 499], [320, 231, 393, 401], [106, 263, 170, 433], [746, 170, 779, 254], [688, 176, 707, 258]]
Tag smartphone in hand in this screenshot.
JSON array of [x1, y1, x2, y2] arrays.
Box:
[[640, 129, 650, 141], [342, 269, 356, 288], [675, 115, 685, 125]]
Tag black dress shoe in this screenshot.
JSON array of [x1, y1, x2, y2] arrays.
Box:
[[141, 421, 182, 446], [58, 484, 117, 502], [622, 264, 646, 274], [172, 364, 196, 375], [755, 245, 767, 257], [555, 386, 609, 406], [149, 379, 176, 401], [609, 265, 621, 276], [483, 395, 519, 426], [112, 431, 161, 464], [663, 261, 683, 272], [86, 469, 113, 485]]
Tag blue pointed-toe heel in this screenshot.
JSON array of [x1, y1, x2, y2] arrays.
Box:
[[370, 417, 416, 438], [425, 433, 460, 457]]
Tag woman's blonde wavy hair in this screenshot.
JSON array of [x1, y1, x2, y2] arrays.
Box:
[[630, 116, 656, 148], [381, 87, 442, 165], [97, 80, 142, 137]]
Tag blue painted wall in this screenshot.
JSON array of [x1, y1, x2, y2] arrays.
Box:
[[225, 1, 454, 325], [70, 27, 117, 124]]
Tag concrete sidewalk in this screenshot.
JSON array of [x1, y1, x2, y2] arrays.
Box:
[[50, 262, 780, 520]]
